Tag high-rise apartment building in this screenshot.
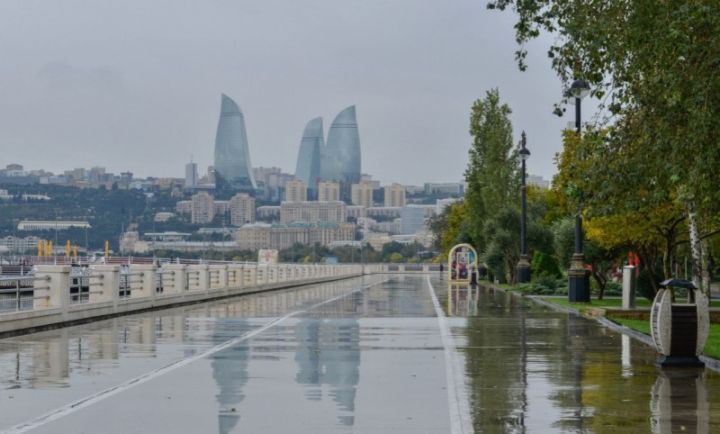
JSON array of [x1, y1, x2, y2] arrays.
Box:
[[280, 201, 347, 224], [384, 183, 406, 207], [213, 94, 256, 189], [185, 162, 198, 188], [191, 192, 215, 224], [351, 181, 374, 208], [229, 193, 256, 226], [284, 179, 307, 202], [317, 181, 340, 202]]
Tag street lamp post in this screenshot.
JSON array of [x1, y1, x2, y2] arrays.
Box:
[[568, 79, 591, 302], [516, 131, 531, 283]]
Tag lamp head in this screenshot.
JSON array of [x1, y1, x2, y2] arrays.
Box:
[[569, 79, 591, 99], [519, 131, 530, 161]]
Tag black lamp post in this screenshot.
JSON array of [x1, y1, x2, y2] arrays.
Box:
[[568, 79, 591, 302], [515, 131, 531, 283]]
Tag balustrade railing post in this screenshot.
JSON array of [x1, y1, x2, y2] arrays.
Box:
[[90, 265, 121, 307], [34, 265, 71, 311], [129, 264, 156, 301]]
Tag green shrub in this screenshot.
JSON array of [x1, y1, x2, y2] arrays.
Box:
[[534, 274, 558, 291], [603, 281, 622, 296], [531, 251, 563, 278]]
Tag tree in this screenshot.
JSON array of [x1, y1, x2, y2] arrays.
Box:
[[465, 89, 519, 247], [489, 0, 720, 293], [428, 201, 472, 255]]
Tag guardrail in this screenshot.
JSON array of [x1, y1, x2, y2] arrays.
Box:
[[0, 261, 438, 335]]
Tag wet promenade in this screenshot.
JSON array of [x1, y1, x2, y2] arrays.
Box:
[[0, 275, 719, 433]]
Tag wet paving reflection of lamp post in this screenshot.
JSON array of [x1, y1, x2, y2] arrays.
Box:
[[515, 131, 531, 283], [568, 79, 591, 302]]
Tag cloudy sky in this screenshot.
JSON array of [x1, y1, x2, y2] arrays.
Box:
[[0, 0, 579, 186]]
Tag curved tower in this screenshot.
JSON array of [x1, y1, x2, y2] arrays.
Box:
[[294, 117, 324, 193], [213, 94, 257, 189], [321, 105, 361, 185]]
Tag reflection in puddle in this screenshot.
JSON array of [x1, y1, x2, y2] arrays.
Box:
[[211, 322, 250, 434], [651, 368, 709, 434], [450, 283, 720, 433], [294, 318, 360, 426]]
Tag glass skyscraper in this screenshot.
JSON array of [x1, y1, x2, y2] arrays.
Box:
[[294, 117, 324, 194], [213, 94, 256, 189], [321, 105, 361, 186]]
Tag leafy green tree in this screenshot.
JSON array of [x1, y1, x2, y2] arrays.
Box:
[[465, 89, 519, 247], [427, 201, 472, 255], [489, 0, 720, 292]]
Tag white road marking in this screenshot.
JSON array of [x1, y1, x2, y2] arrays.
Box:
[[2, 278, 386, 434], [426, 276, 473, 434]]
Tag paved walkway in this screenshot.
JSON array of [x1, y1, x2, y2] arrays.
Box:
[[0, 275, 719, 433]]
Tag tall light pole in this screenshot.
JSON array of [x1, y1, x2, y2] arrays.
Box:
[[568, 79, 591, 302], [515, 131, 531, 283]]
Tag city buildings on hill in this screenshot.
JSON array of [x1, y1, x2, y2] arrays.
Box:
[[178, 192, 256, 226], [253, 166, 294, 202], [213, 94, 256, 189]]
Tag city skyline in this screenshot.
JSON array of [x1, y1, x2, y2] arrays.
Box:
[[0, 1, 577, 186]]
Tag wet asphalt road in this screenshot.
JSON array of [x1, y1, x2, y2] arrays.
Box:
[[1, 275, 719, 433]]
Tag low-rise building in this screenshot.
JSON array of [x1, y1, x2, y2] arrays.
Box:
[[0, 236, 41, 253], [280, 201, 347, 224], [17, 220, 91, 231], [346, 205, 367, 220], [154, 212, 176, 222], [235, 222, 355, 251], [257, 205, 281, 222]]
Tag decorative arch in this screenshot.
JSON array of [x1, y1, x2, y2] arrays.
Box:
[[447, 243, 478, 282]]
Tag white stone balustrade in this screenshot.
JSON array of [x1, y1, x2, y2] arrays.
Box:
[[0, 261, 435, 336]]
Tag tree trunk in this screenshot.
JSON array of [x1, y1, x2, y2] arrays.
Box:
[[687, 203, 703, 293], [662, 234, 674, 279], [592, 271, 606, 300], [701, 238, 711, 296]]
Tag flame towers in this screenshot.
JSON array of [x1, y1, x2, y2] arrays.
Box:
[[294, 117, 324, 194], [295, 106, 361, 201], [214, 94, 256, 189], [322, 105, 361, 186]]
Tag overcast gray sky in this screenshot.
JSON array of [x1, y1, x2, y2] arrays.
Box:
[[0, 0, 576, 186]]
